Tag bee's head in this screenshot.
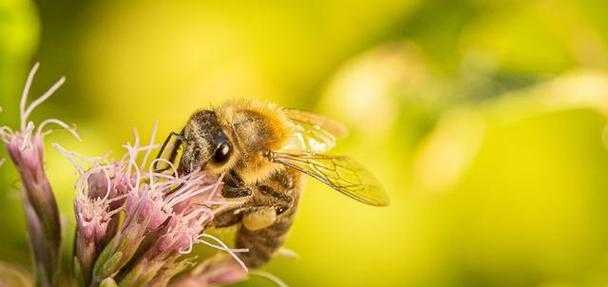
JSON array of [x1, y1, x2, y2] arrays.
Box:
[[177, 100, 292, 184], [178, 110, 235, 175]]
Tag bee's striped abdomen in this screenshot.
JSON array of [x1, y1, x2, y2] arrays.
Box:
[[235, 169, 301, 268], [235, 199, 298, 268]]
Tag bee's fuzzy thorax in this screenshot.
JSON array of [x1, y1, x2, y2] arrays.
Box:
[[216, 99, 293, 149], [214, 99, 293, 184]]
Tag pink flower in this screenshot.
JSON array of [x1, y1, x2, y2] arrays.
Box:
[[0, 63, 79, 287], [2, 63, 261, 287], [60, 127, 229, 286]]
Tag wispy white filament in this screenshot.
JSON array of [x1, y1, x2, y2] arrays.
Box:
[[196, 233, 249, 272], [249, 270, 289, 287], [22, 76, 66, 126], [19, 62, 39, 130], [3, 63, 80, 150]]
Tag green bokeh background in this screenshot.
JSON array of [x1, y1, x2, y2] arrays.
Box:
[[3, 0, 608, 286]]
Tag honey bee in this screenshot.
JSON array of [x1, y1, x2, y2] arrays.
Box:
[[156, 100, 389, 269]]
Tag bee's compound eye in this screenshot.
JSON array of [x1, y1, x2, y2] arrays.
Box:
[[212, 139, 231, 164]]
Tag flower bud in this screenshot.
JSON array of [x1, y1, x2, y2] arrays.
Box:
[[118, 173, 220, 287], [171, 254, 248, 287], [99, 277, 119, 287], [0, 64, 78, 287]]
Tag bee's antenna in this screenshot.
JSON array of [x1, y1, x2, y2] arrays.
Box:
[[154, 130, 184, 172]]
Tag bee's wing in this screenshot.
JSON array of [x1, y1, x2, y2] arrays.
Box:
[[286, 109, 348, 138], [269, 151, 390, 206], [283, 109, 348, 154]]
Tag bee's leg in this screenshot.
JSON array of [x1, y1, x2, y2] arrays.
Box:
[[212, 187, 253, 228], [213, 202, 249, 228], [241, 182, 295, 231], [221, 185, 251, 198], [242, 207, 277, 231], [233, 169, 301, 268], [235, 193, 300, 268], [153, 130, 183, 172], [221, 171, 252, 198], [212, 172, 254, 228]]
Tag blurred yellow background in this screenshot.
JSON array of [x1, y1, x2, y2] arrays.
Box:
[[4, 0, 608, 286]]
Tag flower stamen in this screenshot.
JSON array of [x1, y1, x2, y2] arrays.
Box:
[[196, 233, 249, 272]]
